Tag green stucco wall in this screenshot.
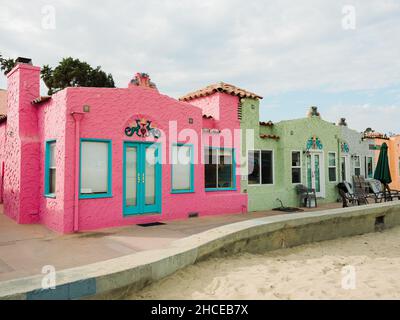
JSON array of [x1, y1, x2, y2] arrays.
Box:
[[240, 98, 342, 211]]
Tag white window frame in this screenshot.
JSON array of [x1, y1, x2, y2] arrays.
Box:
[[247, 149, 274, 186], [291, 150, 302, 184], [353, 155, 361, 176], [328, 151, 337, 183]]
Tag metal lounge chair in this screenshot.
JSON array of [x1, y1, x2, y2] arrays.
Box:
[[295, 184, 317, 208], [352, 175, 369, 205], [382, 182, 400, 201], [368, 179, 390, 202], [337, 181, 360, 207]]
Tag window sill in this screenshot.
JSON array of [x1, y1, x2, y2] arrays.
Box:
[[79, 194, 113, 199], [44, 193, 56, 199], [205, 188, 237, 192], [171, 190, 195, 194]]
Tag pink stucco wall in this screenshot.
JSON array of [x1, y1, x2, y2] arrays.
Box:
[[0, 123, 6, 202], [4, 64, 41, 224], [3, 63, 247, 233]]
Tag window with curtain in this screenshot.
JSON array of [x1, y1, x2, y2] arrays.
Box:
[[204, 148, 235, 190], [80, 140, 111, 197], [291, 151, 301, 184], [328, 152, 337, 182], [248, 150, 273, 185], [45, 141, 56, 196], [171, 144, 194, 193]]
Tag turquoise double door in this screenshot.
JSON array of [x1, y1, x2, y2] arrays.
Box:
[[123, 142, 162, 215]]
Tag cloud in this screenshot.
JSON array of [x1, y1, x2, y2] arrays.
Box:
[[324, 103, 400, 133], [0, 0, 399, 131]]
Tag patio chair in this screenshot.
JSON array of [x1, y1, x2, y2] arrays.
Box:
[[368, 179, 390, 202], [383, 183, 400, 201], [337, 182, 360, 207], [295, 184, 317, 208], [357, 175, 371, 195], [352, 175, 369, 205]]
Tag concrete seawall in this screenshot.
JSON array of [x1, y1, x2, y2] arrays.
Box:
[[1, 201, 400, 300]]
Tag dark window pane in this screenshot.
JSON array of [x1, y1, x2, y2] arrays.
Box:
[[329, 167, 336, 182], [218, 149, 233, 188], [292, 168, 301, 183], [205, 148, 217, 188], [292, 152, 300, 167], [355, 168, 361, 176], [261, 151, 273, 184], [248, 151, 260, 184], [49, 168, 56, 194]]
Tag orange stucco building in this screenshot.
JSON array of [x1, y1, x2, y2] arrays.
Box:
[[364, 130, 400, 190]]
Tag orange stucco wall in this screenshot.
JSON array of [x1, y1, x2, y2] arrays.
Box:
[[374, 136, 400, 190]]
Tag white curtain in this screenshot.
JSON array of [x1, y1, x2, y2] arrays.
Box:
[[172, 145, 191, 190], [81, 141, 109, 194]]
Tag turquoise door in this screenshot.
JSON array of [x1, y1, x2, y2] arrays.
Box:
[[123, 142, 162, 216]]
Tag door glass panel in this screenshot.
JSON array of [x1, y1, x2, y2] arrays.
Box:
[[145, 147, 156, 205], [341, 157, 346, 181], [125, 146, 137, 206], [307, 154, 312, 189], [314, 155, 320, 192]]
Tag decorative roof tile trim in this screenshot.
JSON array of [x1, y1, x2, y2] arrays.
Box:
[[179, 82, 263, 101], [31, 96, 51, 105], [363, 132, 389, 140], [0, 114, 7, 124], [260, 134, 280, 141], [260, 120, 274, 126]]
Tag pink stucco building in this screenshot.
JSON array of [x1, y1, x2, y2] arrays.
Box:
[[0, 58, 255, 233]]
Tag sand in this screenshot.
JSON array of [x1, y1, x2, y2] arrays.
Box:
[[128, 226, 400, 300]]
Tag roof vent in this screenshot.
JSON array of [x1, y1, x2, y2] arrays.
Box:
[[15, 57, 32, 65], [129, 73, 157, 90], [307, 106, 321, 118], [337, 118, 347, 126]]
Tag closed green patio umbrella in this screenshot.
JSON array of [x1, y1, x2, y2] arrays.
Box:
[[374, 142, 392, 185]]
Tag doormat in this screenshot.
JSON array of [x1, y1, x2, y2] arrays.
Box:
[[137, 222, 166, 227], [272, 207, 304, 213]]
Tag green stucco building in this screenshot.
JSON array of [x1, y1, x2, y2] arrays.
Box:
[[240, 97, 342, 211]]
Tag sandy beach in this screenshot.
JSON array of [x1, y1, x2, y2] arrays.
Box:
[[129, 226, 400, 300]]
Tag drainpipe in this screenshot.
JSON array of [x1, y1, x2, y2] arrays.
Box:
[[71, 112, 84, 232]]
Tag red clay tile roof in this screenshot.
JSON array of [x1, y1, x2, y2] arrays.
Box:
[[179, 82, 263, 101], [260, 120, 274, 126], [363, 131, 389, 140], [0, 114, 6, 124], [31, 96, 51, 105], [260, 134, 280, 140]]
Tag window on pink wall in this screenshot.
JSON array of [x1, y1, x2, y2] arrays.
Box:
[[44, 140, 56, 198], [80, 139, 112, 199], [204, 147, 236, 191]]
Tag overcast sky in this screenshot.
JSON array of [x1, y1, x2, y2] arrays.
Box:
[[1, 0, 399, 133]]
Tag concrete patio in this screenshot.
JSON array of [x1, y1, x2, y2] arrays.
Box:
[[0, 203, 341, 282]]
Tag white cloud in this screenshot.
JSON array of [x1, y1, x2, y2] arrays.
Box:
[[0, 0, 399, 130], [324, 104, 400, 133]]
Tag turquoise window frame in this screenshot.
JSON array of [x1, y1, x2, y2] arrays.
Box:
[[205, 147, 237, 192], [44, 139, 56, 198], [79, 138, 113, 199], [171, 143, 195, 194]]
